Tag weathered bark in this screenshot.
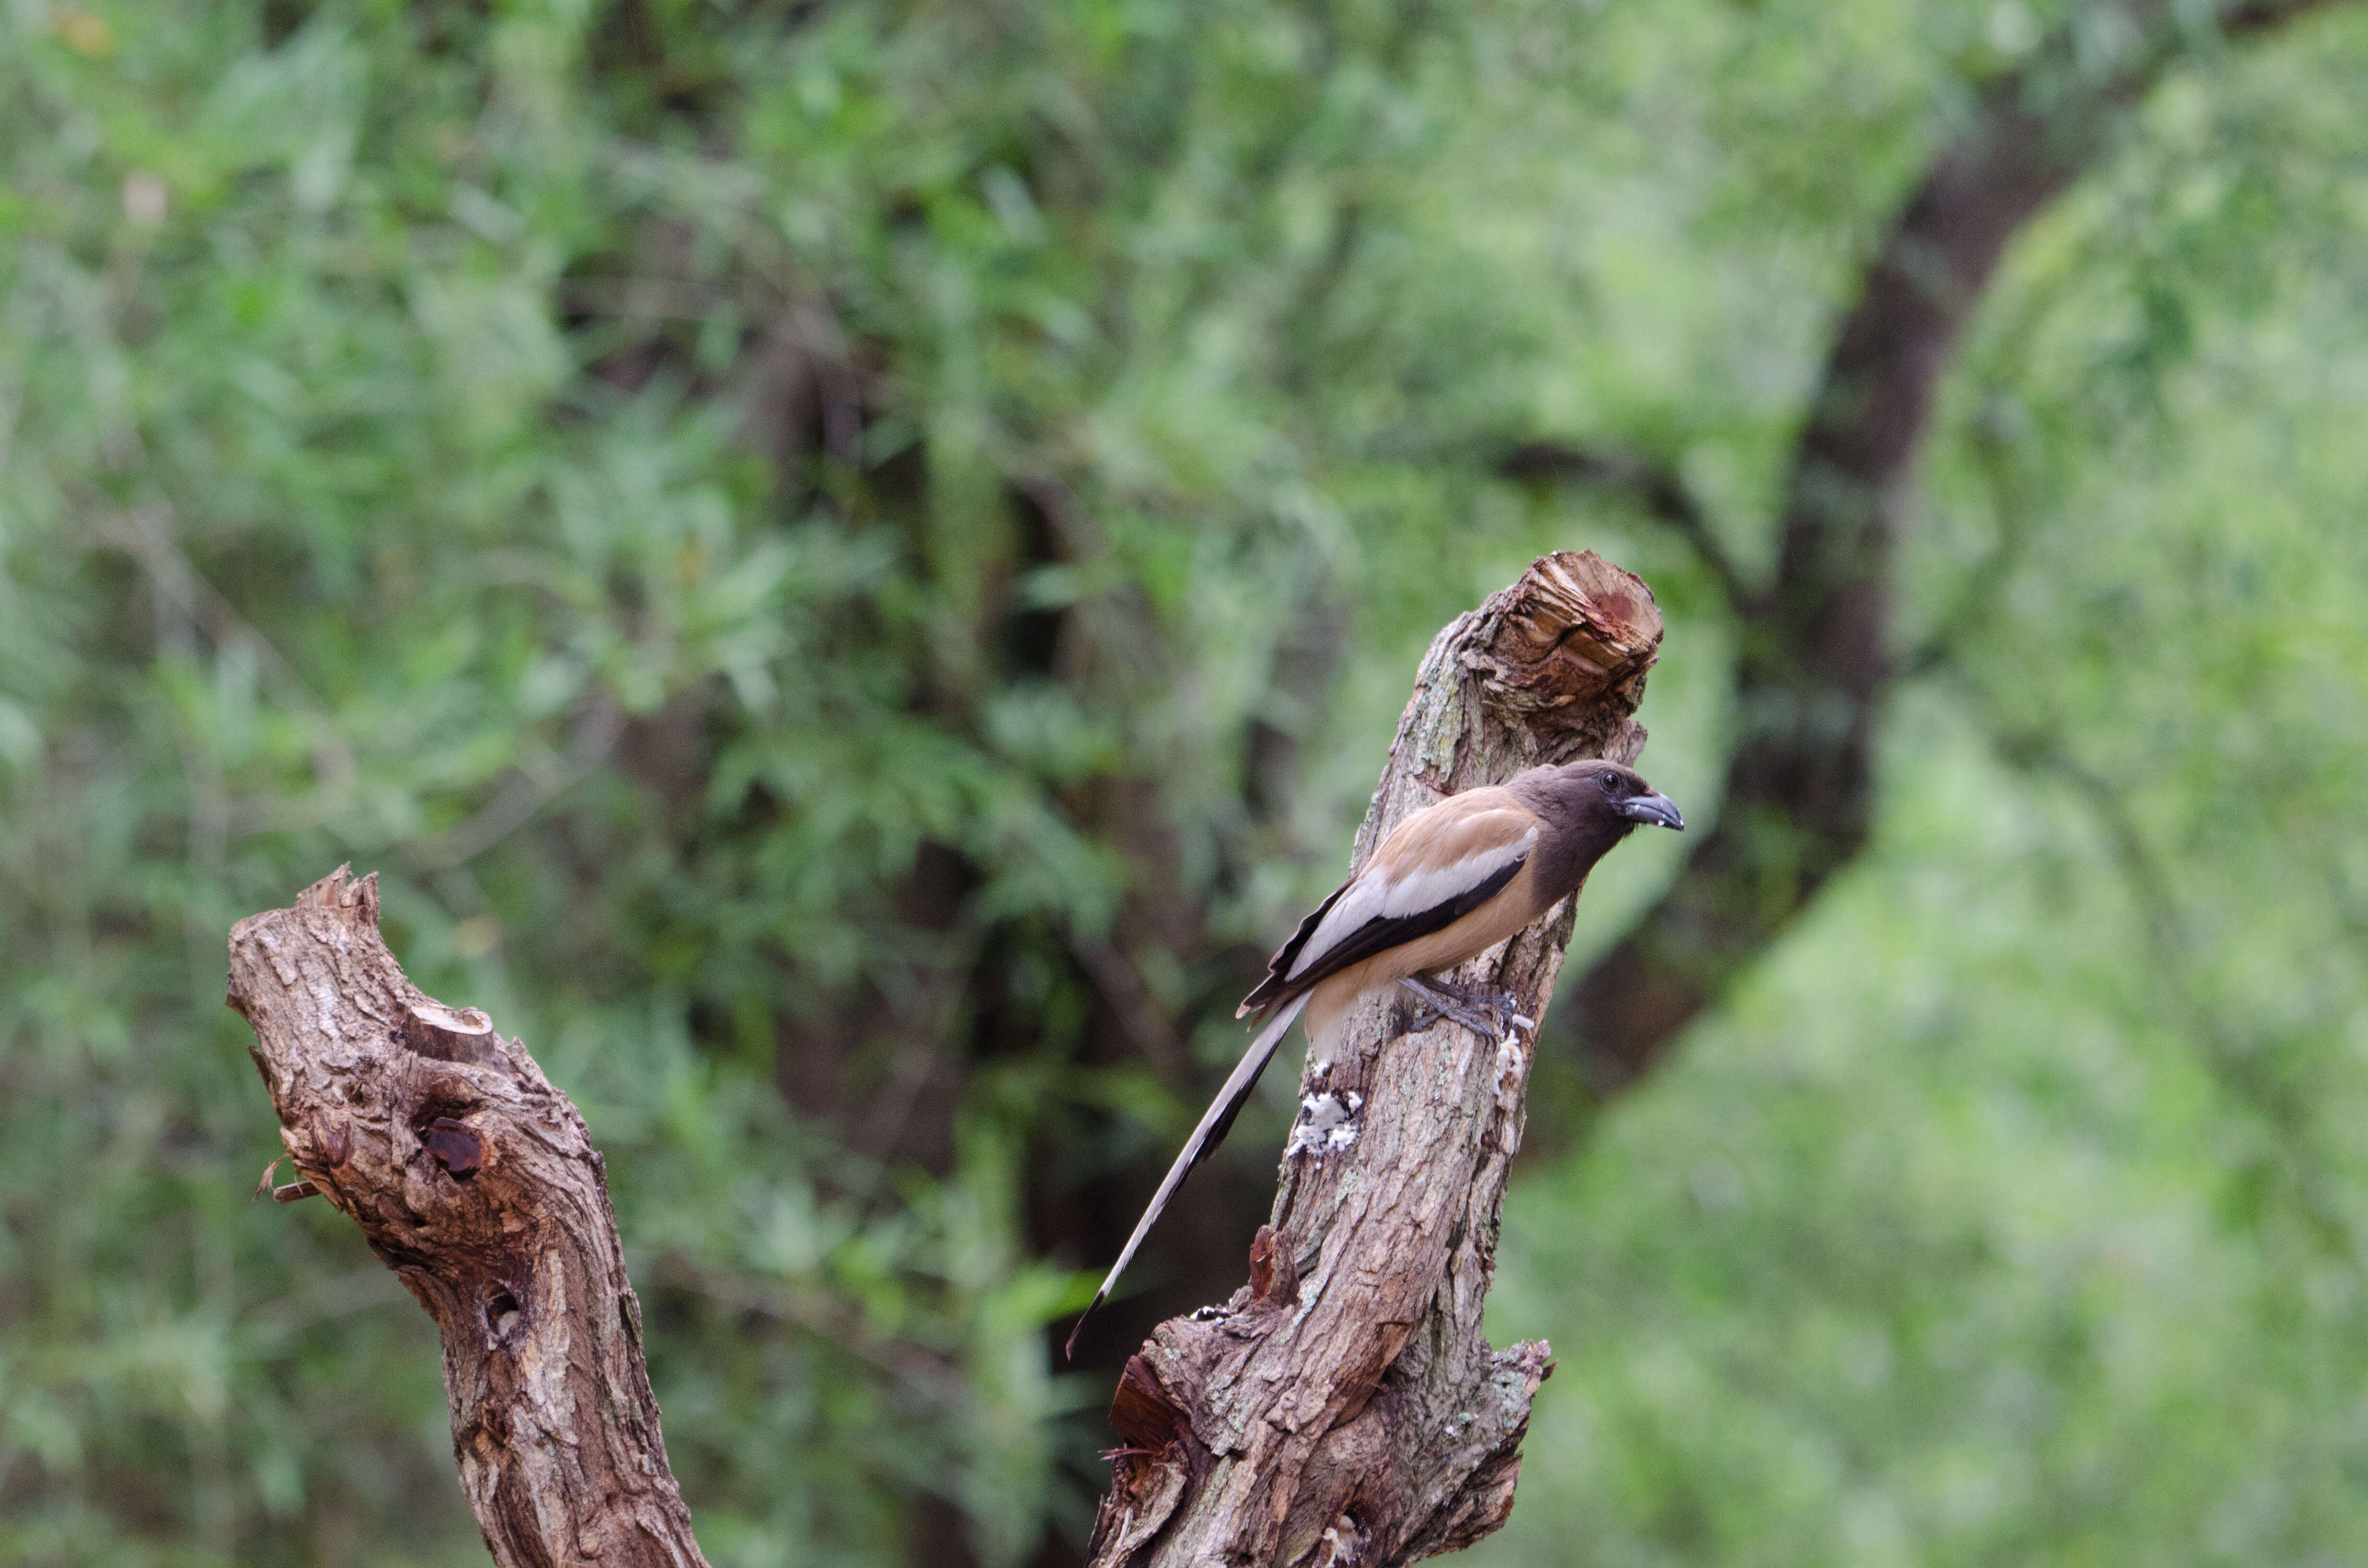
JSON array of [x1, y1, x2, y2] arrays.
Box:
[[1541, 0, 2350, 1096], [228, 869, 708, 1568], [1084, 551, 1664, 1567]]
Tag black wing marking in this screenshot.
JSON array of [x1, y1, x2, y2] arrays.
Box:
[[1235, 854, 1526, 1016], [1237, 879, 1353, 1015]]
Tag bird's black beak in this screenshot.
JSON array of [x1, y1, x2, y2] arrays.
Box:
[[1619, 791, 1685, 831]]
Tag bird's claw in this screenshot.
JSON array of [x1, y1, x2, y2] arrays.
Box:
[[1388, 993, 1441, 1040], [1396, 977, 1531, 1045]]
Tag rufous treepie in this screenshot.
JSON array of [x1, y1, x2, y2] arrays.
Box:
[[1069, 758, 1684, 1354]]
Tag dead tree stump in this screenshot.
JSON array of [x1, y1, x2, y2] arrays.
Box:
[[1085, 550, 1665, 1567], [228, 870, 709, 1568], [225, 548, 1660, 1568]]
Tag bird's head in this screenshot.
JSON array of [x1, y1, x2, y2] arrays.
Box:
[[1527, 759, 1685, 834]]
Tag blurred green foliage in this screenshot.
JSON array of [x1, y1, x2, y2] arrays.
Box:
[[1482, 13, 2368, 1566], [2, 0, 2365, 1566]]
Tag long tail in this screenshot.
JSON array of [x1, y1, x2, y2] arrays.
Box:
[[1064, 991, 1311, 1359]]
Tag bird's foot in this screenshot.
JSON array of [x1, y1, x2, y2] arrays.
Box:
[[1386, 991, 1441, 1041], [1396, 976, 1533, 1044]]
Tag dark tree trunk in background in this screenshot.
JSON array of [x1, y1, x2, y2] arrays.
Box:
[[1083, 552, 1664, 1567], [1534, 0, 2348, 1096], [547, 7, 2356, 1563]]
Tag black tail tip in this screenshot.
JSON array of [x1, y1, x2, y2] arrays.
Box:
[[1063, 1293, 1105, 1361]]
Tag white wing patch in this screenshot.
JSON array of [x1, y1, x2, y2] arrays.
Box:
[[1285, 824, 1536, 980], [1378, 827, 1535, 918]]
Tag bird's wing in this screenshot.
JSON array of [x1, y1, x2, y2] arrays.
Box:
[[1070, 791, 1541, 1356], [1237, 789, 1539, 1016], [1066, 990, 1311, 1358]]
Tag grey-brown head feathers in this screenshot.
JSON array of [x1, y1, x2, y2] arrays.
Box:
[[1511, 760, 1684, 833]]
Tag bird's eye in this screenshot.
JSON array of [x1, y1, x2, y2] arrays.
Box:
[[1600, 772, 1621, 795]]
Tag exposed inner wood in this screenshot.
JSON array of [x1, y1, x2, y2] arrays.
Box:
[[1084, 549, 1665, 1567], [228, 869, 709, 1568]]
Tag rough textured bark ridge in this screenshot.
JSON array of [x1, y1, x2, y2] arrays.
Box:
[[1084, 550, 1665, 1567], [228, 869, 709, 1568]]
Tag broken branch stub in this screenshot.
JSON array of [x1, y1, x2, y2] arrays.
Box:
[[228, 867, 708, 1568], [1085, 550, 1664, 1567]]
